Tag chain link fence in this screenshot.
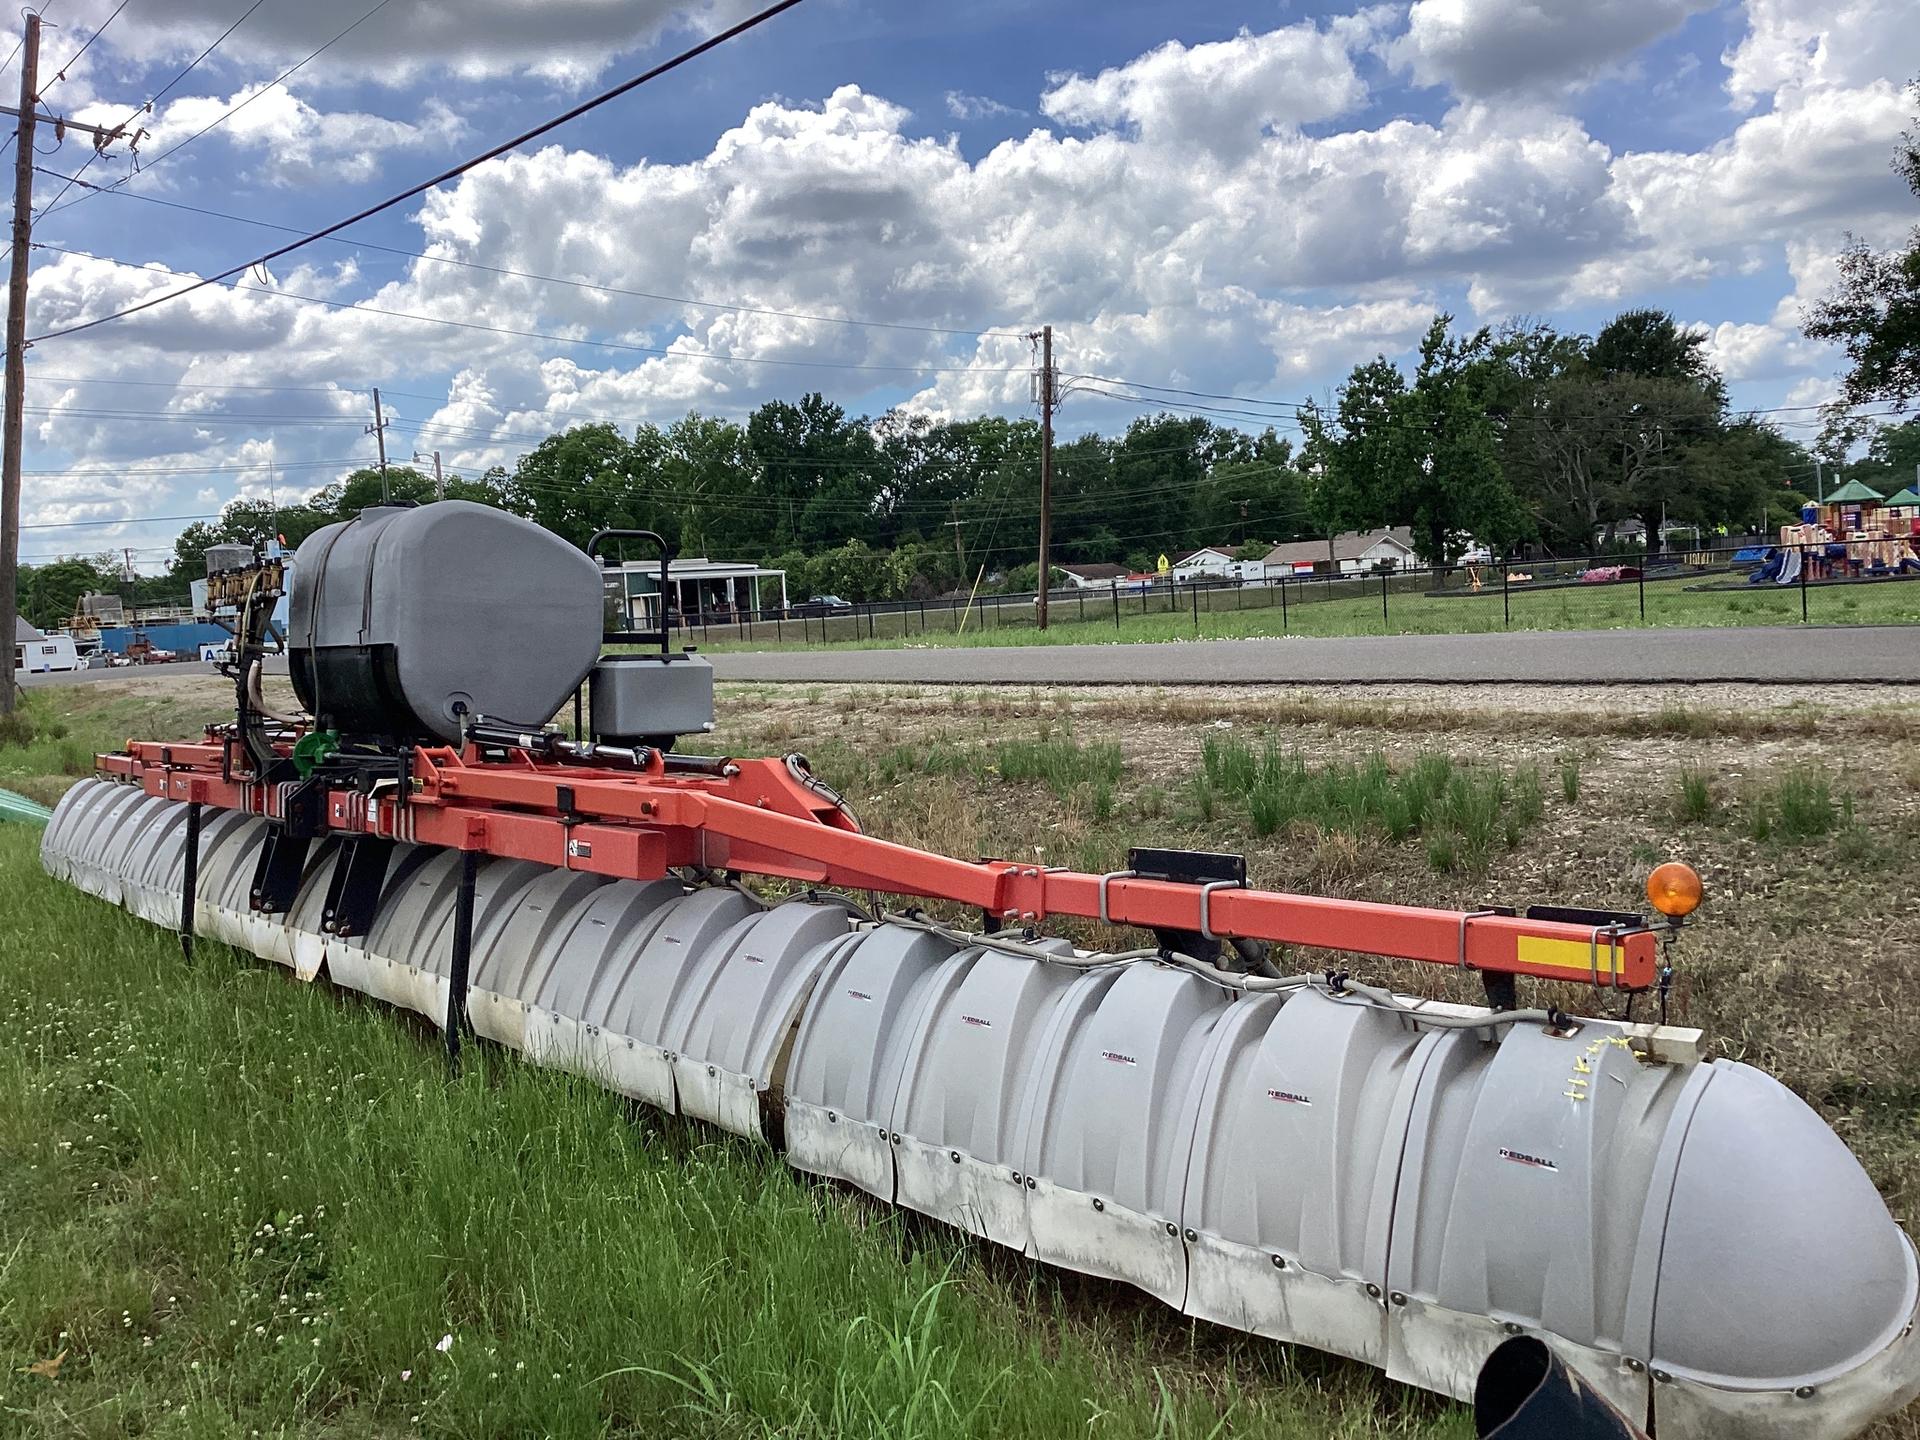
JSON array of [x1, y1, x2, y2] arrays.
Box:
[[662, 538, 1920, 649]]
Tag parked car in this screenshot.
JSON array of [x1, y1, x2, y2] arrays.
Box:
[[788, 595, 853, 617]]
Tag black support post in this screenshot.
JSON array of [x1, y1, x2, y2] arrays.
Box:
[[179, 800, 202, 962], [1380, 572, 1389, 629], [1503, 562, 1511, 628], [446, 847, 480, 1077]]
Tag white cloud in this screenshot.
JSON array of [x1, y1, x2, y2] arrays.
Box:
[[945, 91, 1025, 122], [1723, 0, 1920, 110], [1039, 20, 1373, 153], [1605, 81, 1913, 272], [69, 88, 467, 185], [56, 0, 753, 86], [1390, 0, 1715, 96]]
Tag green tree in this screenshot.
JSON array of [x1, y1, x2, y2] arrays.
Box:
[[747, 394, 885, 552], [1306, 316, 1524, 565], [500, 425, 656, 548], [660, 413, 752, 557], [18, 556, 120, 629], [1587, 312, 1727, 553]]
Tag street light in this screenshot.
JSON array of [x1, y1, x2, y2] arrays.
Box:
[[412, 451, 444, 499]]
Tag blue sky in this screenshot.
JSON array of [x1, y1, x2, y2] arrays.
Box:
[[13, 0, 1919, 568]]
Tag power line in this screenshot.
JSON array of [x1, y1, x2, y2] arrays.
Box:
[[37, 0, 130, 96], [28, 0, 811, 344], [27, 372, 368, 395], [24, 453, 367, 477], [33, 0, 270, 220], [30, 243, 1026, 375], [43, 0, 391, 225], [33, 174, 1028, 339]]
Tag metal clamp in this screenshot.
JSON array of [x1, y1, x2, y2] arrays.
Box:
[[1197, 879, 1244, 941], [1457, 909, 1498, 969], [1590, 923, 1627, 990], [1098, 870, 1136, 925]]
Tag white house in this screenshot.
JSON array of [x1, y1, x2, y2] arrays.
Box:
[[612, 557, 790, 626], [1262, 527, 1417, 577], [1169, 546, 1241, 583], [1053, 562, 1129, 590]]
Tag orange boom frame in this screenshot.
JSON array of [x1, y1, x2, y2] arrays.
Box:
[[102, 730, 1661, 992]]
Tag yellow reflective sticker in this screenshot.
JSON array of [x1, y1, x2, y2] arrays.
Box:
[[1516, 935, 1622, 975]]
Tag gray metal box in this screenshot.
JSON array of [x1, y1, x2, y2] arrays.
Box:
[[590, 653, 715, 743]]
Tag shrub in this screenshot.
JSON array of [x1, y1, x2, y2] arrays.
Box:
[[1560, 754, 1581, 804], [1774, 770, 1836, 841], [1677, 767, 1713, 823]]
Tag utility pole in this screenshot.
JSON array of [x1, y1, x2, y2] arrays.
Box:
[[367, 388, 390, 503], [945, 512, 965, 573], [0, 18, 139, 712], [1031, 324, 1054, 630], [1813, 457, 1824, 504], [0, 14, 39, 715]]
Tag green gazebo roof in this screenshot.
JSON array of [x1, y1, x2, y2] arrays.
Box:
[[1886, 486, 1920, 507], [1825, 479, 1885, 504]]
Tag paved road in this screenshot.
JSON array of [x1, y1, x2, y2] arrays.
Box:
[[709, 625, 1920, 686], [20, 627, 1917, 691]]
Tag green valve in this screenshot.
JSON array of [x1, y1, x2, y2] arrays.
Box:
[[291, 730, 342, 778]]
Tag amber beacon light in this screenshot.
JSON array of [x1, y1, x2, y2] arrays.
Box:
[[1646, 861, 1703, 919]]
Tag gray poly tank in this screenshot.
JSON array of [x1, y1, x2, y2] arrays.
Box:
[[288, 501, 602, 743]]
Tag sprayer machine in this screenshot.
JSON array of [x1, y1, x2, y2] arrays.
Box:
[[40, 500, 1920, 1439]]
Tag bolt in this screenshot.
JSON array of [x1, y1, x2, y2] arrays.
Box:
[[1271, 1255, 1286, 1270], [1651, 1370, 1672, 1385], [1025, 1176, 1036, 1190], [891, 1133, 901, 1146], [1503, 1322, 1523, 1336], [1165, 1222, 1178, 1236], [1365, 1283, 1382, 1300], [1624, 1358, 1644, 1373], [1390, 1292, 1407, 1307], [706, 1065, 716, 1076], [1794, 1386, 1816, 1400], [1183, 1228, 1197, 1242], [1092, 1198, 1104, 1212], [878, 1128, 888, 1141], [827, 1111, 837, 1124], [949, 1151, 961, 1164], [1011, 1171, 1022, 1184]]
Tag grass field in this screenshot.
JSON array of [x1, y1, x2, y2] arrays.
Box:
[[686, 570, 1920, 652], [4, 675, 1920, 1438]]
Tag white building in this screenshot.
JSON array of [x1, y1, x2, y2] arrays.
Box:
[[1169, 546, 1241, 582], [1053, 562, 1129, 589], [14, 617, 80, 673], [612, 557, 790, 626], [1262, 527, 1417, 576]]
